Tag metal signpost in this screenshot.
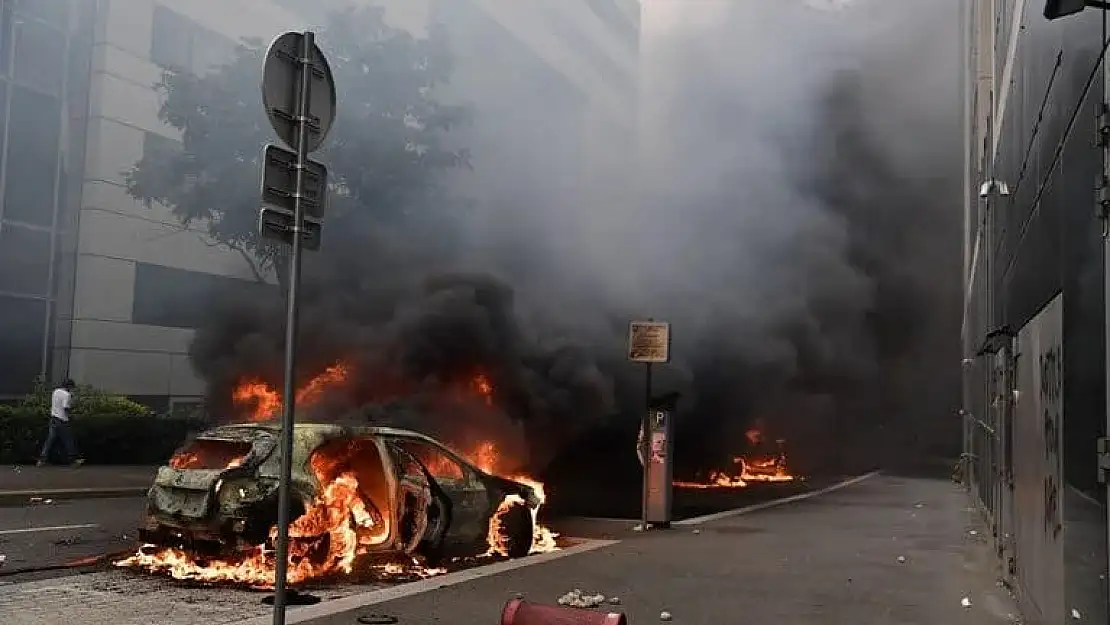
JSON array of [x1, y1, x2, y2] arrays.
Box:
[[259, 31, 336, 625], [627, 320, 671, 530]]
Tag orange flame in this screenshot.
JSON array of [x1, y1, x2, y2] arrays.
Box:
[[472, 373, 494, 407], [673, 430, 797, 489], [232, 363, 349, 422], [116, 438, 439, 587], [119, 367, 558, 586]]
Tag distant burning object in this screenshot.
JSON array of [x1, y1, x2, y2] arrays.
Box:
[[673, 428, 797, 489]]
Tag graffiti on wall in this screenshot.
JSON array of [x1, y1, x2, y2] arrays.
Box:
[[1039, 342, 1062, 538]]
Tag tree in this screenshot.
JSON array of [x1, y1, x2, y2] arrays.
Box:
[[126, 6, 470, 286]]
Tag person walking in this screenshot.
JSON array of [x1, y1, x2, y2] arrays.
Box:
[[37, 379, 84, 467]]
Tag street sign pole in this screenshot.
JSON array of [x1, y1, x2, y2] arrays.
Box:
[[272, 31, 315, 625]]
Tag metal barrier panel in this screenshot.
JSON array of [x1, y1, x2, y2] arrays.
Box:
[[1012, 294, 1065, 623]]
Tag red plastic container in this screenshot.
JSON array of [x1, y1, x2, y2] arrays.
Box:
[[501, 599, 628, 625]]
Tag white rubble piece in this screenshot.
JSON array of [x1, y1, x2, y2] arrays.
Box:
[[558, 589, 607, 608]]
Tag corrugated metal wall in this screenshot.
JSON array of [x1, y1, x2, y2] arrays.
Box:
[[962, 3, 1107, 624]]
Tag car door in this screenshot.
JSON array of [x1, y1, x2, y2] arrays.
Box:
[[389, 437, 490, 547]]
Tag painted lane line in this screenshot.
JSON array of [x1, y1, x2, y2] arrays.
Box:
[[227, 539, 621, 625], [0, 523, 99, 536], [673, 470, 882, 526]]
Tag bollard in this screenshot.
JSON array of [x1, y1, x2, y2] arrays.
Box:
[[501, 599, 628, 625]]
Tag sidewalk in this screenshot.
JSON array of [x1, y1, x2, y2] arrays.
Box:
[[0, 465, 155, 505], [274, 474, 1019, 625]]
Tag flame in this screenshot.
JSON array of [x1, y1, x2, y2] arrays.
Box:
[[116, 438, 431, 587], [673, 431, 797, 489], [119, 370, 558, 586], [232, 363, 349, 422], [168, 440, 252, 471], [472, 373, 494, 407]]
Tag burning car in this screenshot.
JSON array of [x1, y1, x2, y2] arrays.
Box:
[[137, 422, 543, 571]]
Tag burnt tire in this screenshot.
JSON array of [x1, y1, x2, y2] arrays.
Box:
[[500, 502, 534, 559]]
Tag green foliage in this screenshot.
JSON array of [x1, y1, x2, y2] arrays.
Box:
[[18, 376, 154, 418], [0, 406, 205, 465], [125, 6, 470, 281], [0, 377, 204, 464]]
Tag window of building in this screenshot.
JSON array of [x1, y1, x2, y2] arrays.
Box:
[[0, 221, 51, 295], [584, 0, 638, 49], [0, 294, 47, 394], [191, 27, 237, 74], [13, 16, 66, 95], [3, 85, 59, 226], [0, 2, 12, 77], [392, 440, 467, 483], [150, 4, 235, 73], [132, 262, 274, 329], [142, 130, 180, 164], [150, 4, 192, 69], [14, 0, 69, 28]]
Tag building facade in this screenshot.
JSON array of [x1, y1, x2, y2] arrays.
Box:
[[961, 1, 1107, 623], [0, 0, 639, 409]]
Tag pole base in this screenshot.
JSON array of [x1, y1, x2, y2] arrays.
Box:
[[262, 590, 321, 606]]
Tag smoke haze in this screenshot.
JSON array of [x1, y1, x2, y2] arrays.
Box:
[[195, 0, 963, 474]]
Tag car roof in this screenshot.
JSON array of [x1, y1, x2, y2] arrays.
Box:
[[203, 421, 459, 456]]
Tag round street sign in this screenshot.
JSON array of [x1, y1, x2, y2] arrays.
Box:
[[261, 31, 337, 154]]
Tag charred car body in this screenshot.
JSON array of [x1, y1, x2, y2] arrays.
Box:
[[139, 423, 540, 562]]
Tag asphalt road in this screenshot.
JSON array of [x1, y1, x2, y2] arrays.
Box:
[[0, 477, 837, 583], [0, 496, 145, 579]]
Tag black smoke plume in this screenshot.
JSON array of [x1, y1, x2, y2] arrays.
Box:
[[189, 0, 962, 477]]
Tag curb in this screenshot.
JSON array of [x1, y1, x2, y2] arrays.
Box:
[[0, 486, 149, 507]]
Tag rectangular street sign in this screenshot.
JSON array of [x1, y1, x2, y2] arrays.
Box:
[[628, 321, 671, 363], [258, 207, 322, 250], [260, 143, 328, 219]]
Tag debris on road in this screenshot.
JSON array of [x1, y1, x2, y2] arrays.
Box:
[[558, 589, 607, 608]]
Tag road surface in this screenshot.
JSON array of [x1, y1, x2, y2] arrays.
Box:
[[0, 496, 144, 579]]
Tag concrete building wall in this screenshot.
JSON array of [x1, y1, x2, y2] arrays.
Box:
[[62, 0, 303, 407]]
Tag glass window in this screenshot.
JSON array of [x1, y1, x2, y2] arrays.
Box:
[[191, 27, 236, 74], [14, 0, 68, 27], [0, 221, 51, 295], [4, 85, 60, 226], [394, 440, 467, 483], [0, 81, 8, 169], [132, 262, 274, 329], [142, 130, 179, 163], [0, 294, 46, 394], [13, 17, 65, 94], [584, 0, 638, 49], [150, 4, 191, 69], [0, 2, 12, 77]]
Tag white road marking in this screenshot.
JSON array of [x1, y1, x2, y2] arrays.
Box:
[[0, 523, 99, 536], [673, 470, 882, 526], [226, 539, 621, 625]]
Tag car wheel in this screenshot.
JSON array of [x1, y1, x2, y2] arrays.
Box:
[[500, 502, 534, 559]]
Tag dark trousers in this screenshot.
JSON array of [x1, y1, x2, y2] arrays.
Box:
[[39, 417, 78, 463]]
